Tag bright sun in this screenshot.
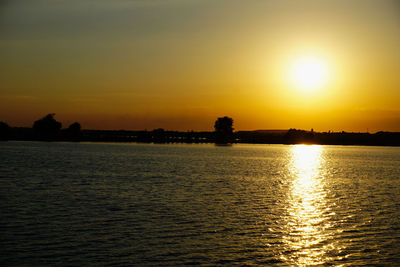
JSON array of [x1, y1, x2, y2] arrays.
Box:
[[289, 56, 330, 92]]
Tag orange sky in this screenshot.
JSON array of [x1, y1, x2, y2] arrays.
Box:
[[1, 0, 400, 132]]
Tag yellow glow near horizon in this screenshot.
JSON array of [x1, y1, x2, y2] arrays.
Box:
[[289, 56, 330, 92], [1, 1, 400, 131]]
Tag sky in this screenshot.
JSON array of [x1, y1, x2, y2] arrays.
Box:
[[1, 0, 400, 132]]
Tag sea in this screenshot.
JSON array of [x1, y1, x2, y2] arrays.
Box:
[[1, 141, 400, 266]]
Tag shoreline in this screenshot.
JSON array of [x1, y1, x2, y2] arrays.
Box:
[[2, 139, 400, 148], [2, 127, 400, 147]]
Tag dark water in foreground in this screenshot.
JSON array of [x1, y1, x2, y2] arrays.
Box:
[[1, 141, 400, 266]]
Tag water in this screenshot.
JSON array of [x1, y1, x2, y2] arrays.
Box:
[[1, 141, 400, 266]]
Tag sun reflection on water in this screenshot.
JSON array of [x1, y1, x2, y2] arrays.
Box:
[[281, 145, 336, 266]]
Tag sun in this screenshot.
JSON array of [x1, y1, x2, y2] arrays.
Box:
[[289, 56, 330, 92]]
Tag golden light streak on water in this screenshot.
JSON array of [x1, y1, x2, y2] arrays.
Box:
[[281, 145, 339, 266]]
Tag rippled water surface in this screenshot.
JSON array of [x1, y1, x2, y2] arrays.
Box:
[[1, 141, 400, 266]]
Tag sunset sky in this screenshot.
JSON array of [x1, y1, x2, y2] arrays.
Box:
[[1, 0, 400, 132]]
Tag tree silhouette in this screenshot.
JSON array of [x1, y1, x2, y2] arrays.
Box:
[[33, 114, 62, 140], [65, 122, 81, 141], [0, 121, 10, 140], [67, 122, 81, 132], [214, 116, 234, 144]]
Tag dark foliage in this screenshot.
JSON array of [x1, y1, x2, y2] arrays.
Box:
[[33, 114, 62, 140], [63, 122, 81, 141], [214, 116, 234, 144], [0, 121, 10, 140]]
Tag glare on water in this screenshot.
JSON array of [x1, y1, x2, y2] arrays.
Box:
[[281, 145, 340, 265]]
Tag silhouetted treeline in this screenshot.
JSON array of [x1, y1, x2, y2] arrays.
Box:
[[236, 129, 400, 146], [0, 114, 81, 142], [1, 115, 400, 146], [2, 126, 400, 146]]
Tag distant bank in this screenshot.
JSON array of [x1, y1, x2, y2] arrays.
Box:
[[1, 127, 400, 147], [1, 114, 399, 146]]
